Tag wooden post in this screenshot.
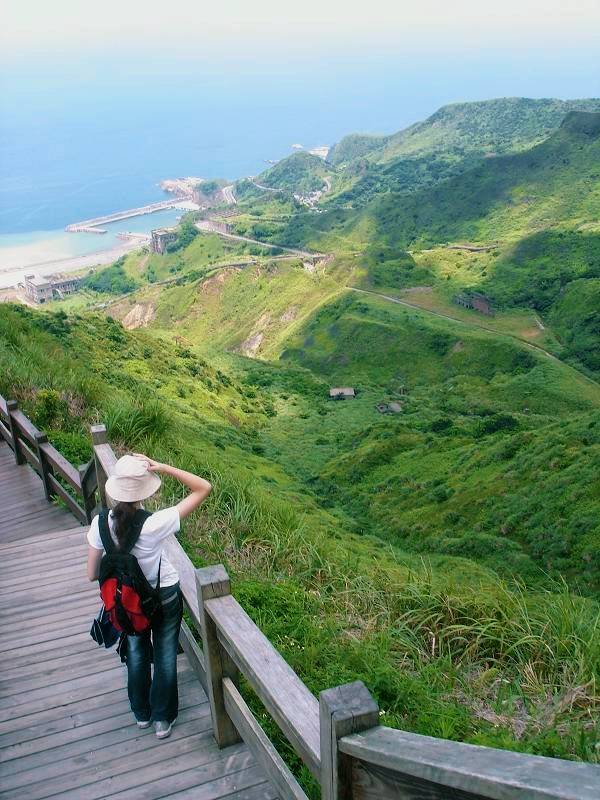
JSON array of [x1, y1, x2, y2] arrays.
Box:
[[91, 424, 108, 506], [6, 400, 24, 465], [33, 432, 53, 502], [195, 564, 241, 748], [79, 459, 98, 523], [320, 681, 380, 800]]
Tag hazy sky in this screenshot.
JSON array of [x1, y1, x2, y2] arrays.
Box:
[[3, 0, 600, 57], [1, 0, 599, 142]]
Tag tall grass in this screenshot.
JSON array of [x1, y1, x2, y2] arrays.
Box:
[[151, 445, 600, 709], [104, 398, 170, 447]]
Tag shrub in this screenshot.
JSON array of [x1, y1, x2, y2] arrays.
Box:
[[475, 413, 519, 437], [83, 259, 137, 294], [33, 389, 68, 429]]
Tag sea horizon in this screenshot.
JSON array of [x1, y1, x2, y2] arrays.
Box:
[[2, 48, 599, 284]]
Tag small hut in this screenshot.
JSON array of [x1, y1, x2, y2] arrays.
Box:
[[453, 291, 493, 316], [329, 387, 355, 400], [376, 402, 402, 414]]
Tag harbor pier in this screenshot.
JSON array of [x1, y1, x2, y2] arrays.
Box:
[[65, 198, 199, 233]]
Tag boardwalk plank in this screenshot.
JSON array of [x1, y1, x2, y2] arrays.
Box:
[[0, 715, 214, 794], [101, 761, 269, 800], [0, 700, 210, 771], [0, 598, 97, 628], [0, 672, 197, 747], [170, 782, 278, 800]]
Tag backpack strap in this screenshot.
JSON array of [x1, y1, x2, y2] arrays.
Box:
[[97, 508, 153, 554], [98, 509, 116, 554], [122, 509, 153, 553]]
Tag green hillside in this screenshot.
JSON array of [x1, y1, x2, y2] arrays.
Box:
[[257, 111, 600, 377], [255, 151, 330, 194], [374, 98, 600, 162], [327, 98, 600, 205], [278, 291, 600, 592], [328, 132, 389, 165]]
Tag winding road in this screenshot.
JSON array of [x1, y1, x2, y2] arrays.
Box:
[[348, 286, 600, 389], [194, 221, 324, 258]]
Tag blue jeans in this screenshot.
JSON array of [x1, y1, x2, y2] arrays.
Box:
[[127, 583, 183, 724]]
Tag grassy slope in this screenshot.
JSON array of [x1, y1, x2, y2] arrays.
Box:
[[375, 98, 600, 161], [276, 291, 600, 591], [328, 132, 389, 165], [269, 113, 600, 377]]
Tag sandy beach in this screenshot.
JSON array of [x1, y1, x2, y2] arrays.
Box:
[[0, 239, 145, 290]]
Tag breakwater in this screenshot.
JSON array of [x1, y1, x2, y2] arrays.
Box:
[[65, 198, 197, 232]]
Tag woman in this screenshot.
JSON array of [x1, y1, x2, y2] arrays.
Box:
[[87, 453, 212, 739]]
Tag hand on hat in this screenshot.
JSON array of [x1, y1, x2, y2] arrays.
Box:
[[132, 453, 165, 473]]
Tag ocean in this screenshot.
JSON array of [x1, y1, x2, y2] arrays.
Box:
[[2, 51, 598, 281], [0, 58, 428, 278]]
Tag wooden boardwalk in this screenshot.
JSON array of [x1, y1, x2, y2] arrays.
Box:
[[0, 443, 277, 800]]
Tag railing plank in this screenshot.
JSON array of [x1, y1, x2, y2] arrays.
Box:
[[206, 593, 321, 779], [339, 726, 600, 800], [4, 400, 24, 463], [19, 439, 41, 472], [0, 418, 13, 448], [93, 441, 117, 478], [46, 474, 87, 524], [179, 619, 207, 693], [223, 677, 309, 800], [39, 442, 82, 492], [0, 394, 8, 418], [10, 410, 42, 446], [162, 535, 200, 623]]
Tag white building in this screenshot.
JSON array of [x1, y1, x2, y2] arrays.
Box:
[[24, 274, 81, 304]]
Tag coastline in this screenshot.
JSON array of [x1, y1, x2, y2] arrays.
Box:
[[0, 239, 144, 290]]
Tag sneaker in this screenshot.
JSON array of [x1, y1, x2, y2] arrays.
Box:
[[154, 720, 172, 739], [136, 719, 151, 729]]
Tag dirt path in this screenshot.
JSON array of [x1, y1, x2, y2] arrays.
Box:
[[194, 221, 324, 258], [348, 286, 600, 390]]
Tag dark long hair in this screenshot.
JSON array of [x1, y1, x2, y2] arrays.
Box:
[[112, 502, 138, 550]]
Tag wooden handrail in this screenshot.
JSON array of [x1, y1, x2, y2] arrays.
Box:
[[207, 592, 321, 779], [0, 392, 96, 524], [338, 725, 600, 800]]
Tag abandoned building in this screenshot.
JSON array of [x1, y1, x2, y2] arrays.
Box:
[[329, 387, 355, 400], [23, 273, 81, 304], [150, 227, 178, 254], [196, 219, 233, 235], [454, 292, 493, 316], [376, 402, 402, 414]]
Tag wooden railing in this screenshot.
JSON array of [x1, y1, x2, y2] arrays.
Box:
[[0, 394, 97, 524], [1, 395, 598, 799]]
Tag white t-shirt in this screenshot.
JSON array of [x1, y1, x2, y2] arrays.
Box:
[[87, 507, 180, 588]]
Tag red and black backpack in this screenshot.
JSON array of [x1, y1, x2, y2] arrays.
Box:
[[98, 509, 162, 635]]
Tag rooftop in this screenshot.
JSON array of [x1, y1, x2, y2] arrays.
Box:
[[25, 275, 52, 287]]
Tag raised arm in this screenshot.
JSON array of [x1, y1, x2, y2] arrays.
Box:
[[134, 455, 212, 520]]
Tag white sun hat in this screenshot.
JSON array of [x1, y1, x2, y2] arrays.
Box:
[[104, 454, 161, 504]]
